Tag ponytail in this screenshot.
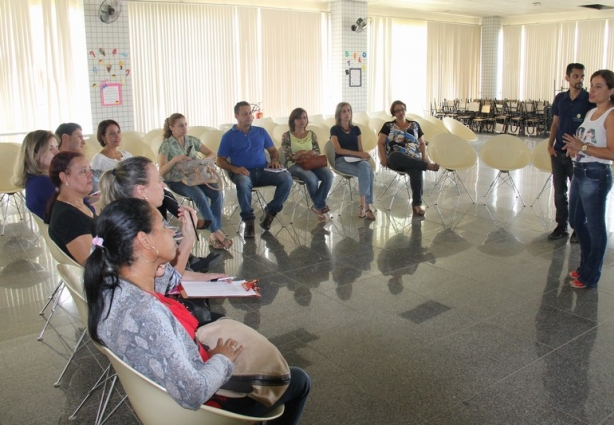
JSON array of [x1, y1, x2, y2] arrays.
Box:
[[163, 113, 185, 139], [84, 198, 154, 344]]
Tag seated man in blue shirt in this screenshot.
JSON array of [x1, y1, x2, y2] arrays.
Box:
[[217, 101, 293, 238]]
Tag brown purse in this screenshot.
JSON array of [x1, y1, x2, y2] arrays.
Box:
[[296, 154, 327, 170]]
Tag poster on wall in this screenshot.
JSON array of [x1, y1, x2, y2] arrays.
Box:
[[349, 68, 362, 87], [101, 82, 123, 106]]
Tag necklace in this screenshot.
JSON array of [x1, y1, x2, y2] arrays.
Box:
[[61, 197, 94, 218]]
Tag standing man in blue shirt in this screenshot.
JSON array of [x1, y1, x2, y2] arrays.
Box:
[[547, 63, 594, 242], [217, 101, 293, 238]]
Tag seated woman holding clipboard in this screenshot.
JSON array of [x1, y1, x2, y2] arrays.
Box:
[[85, 198, 310, 422]]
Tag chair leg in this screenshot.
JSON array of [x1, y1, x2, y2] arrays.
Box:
[[69, 364, 118, 422], [484, 171, 526, 207], [378, 173, 399, 200], [54, 328, 87, 387], [38, 282, 65, 341], [530, 174, 552, 207], [429, 170, 475, 204]]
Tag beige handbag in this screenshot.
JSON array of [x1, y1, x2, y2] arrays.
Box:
[[175, 159, 223, 190], [196, 317, 290, 406]]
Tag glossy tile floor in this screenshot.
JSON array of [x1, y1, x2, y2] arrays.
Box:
[[2, 134, 614, 424]]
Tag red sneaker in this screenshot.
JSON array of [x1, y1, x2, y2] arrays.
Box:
[[569, 279, 587, 289], [569, 271, 580, 279]]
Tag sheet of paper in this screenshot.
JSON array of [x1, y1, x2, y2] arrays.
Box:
[[344, 157, 361, 163], [181, 280, 259, 298], [264, 167, 288, 173]]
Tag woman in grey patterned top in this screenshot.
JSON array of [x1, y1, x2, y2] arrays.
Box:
[[85, 198, 241, 409]]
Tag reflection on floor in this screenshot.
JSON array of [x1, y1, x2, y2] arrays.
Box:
[[1, 134, 614, 424]]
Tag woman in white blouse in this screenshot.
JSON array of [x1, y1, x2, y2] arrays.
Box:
[[91, 119, 132, 172]]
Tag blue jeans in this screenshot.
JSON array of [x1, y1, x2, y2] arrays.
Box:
[[166, 181, 223, 233], [288, 164, 333, 210], [229, 169, 293, 221], [334, 157, 374, 204], [551, 151, 574, 227], [218, 367, 310, 425], [568, 162, 613, 287]]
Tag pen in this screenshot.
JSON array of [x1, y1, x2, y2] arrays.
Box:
[[187, 210, 200, 242], [211, 276, 235, 281]]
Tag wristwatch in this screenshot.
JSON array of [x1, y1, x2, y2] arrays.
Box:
[[581, 144, 589, 152]]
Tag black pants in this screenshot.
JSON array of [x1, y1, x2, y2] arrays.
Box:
[[157, 189, 180, 220], [386, 152, 428, 207], [550, 151, 573, 227], [218, 367, 310, 425]]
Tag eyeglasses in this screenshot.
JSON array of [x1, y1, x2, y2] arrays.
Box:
[[393, 108, 406, 114]]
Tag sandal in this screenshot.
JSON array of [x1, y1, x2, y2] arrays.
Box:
[[358, 206, 366, 218], [364, 208, 376, 220], [412, 206, 426, 217], [311, 207, 326, 222], [209, 236, 232, 250], [321, 205, 331, 214]]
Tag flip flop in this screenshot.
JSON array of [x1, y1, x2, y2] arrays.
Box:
[[311, 207, 326, 222], [412, 206, 426, 216]]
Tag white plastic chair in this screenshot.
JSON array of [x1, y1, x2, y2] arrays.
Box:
[[56, 264, 127, 424], [121, 138, 157, 162], [480, 134, 531, 206], [187, 126, 216, 140], [427, 133, 478, 203], [0, 143, 25, 235], [368, 118, 386, 137], [30, 213, 82, 343], [102, 344, 284, 425], [442, 117, 478, 142], [352, 111, 370, 126], [143, 129, 164, 147], [530, 139, 553, 207], [272, 124, 290, 147]]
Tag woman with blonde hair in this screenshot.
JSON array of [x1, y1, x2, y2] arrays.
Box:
[[13, 130, 59, 219], [159, 113, 231, 250], [330, 102, 376, 220]]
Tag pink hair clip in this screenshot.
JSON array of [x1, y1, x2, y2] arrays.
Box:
[[92, 236, 104, 248]]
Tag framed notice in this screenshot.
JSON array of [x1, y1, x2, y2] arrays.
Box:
[[349, 68, 362, 87], [101, 82, 123, 106]]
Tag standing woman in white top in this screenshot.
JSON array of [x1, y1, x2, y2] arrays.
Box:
[[91, 120, 132, 172], [563, 69, 614, 288]]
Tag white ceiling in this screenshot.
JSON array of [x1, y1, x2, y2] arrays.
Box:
[[370, 0, 614, 18], [129, 0, 614, 19]]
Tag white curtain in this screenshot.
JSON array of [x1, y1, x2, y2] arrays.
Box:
[[260, 9, 326, 118], [523, 23, 559, 101], [128, 3, 328, 130], [607, 20, 614, 70], [0, 0, 90, 134], [576, 20, 607, 74], [501, 25, 522, 100], [426, 22, 481, 104], [368, 17, 427, 114], [367, 16, 393, 113]]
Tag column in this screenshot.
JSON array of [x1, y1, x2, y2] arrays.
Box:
[[481, 16, 502, 99], [331, 0, 368, 112]]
